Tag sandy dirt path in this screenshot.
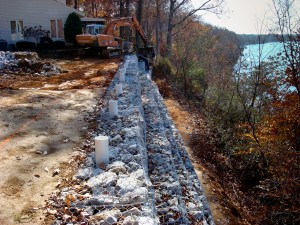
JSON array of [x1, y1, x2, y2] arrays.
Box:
[[0, 57, 120, 224]]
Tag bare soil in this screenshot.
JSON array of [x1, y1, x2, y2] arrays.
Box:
[[0, 57, 120, 224]]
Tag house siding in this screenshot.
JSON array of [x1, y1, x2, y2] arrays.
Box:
[[0, 0, 84, 43]]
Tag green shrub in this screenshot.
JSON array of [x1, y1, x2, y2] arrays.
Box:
[[53, 40, 66, 49], [16, 41, 36, 50], [38, 36, 53, 49], [153, 56, 173, 78], [0, 39, 8, 51], [64, 12, 82, 44]]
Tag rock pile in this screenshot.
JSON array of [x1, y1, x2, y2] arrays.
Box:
[[0, 51, 61, 76], [49, 55, 214, 225]]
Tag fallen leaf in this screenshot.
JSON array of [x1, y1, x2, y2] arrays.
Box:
[[77, 195, 85, 201], [34, 174, 40, 178], [65, 194, 76, 207], [44, 167, 49, 173], [98, 162, 106, 169]]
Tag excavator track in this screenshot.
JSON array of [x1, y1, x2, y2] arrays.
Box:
[[101, 48, 122, 58]]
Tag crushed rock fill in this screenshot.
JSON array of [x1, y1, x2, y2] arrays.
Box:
[[46, 55, 214, 225]]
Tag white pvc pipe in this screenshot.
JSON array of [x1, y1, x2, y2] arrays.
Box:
[[109, 100, 118, 116], [120, 73, 125, 82], [95, 136, 109, 165], [116, 84, 122, 96]]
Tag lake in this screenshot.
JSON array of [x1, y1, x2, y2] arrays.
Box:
[[235, 42, 285, 73], [236, 41, 298, 93]]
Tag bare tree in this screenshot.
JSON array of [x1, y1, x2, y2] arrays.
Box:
[[136, 0, 144, 47], [166, 0, 224, 57], [272, 0, 300, 99]]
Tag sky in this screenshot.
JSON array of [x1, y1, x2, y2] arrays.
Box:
[[191, 0, 300, 34]]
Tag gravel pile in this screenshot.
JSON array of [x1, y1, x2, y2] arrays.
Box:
[[49, 55, 214, 225], [0, 51, 61, 76]]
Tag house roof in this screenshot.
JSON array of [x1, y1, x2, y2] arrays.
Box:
[[81, 17, 106, 22], [52, 0, 85, 17]]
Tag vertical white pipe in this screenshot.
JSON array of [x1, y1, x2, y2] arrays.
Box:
[[109, 100, 118, 116], [95, 136, 109, 165], [116, 84, 122, 96]]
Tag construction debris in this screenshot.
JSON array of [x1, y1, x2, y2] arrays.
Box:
[[0, 51, 61, 76]]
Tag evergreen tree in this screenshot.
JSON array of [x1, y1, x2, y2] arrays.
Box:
[[64, 12, 82, 44]]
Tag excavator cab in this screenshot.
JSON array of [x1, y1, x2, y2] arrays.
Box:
[[85, 24, 105, 35]]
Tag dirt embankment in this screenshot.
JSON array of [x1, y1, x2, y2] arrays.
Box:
[[154, 78, 248, 225], [0, 57, 120, 224]]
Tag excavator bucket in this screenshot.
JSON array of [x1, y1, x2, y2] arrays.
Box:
[[138, 46, 155, 62]]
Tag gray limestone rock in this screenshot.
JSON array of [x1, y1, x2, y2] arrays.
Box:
[[121, 154, 134, 163], [110, 135, 122, 145], [100, 216, 117, 225], [75, 168, 92, 180], [123, 216, 139, 225], [190, 211, 203, 221], [107, 161, 127, 174], [138, 217, 157, 225], [121, 187, 147, 203], [160, 181, 180, 194], [130, 169, 144, 181], [123, 127, 137, 138], [109, 147, 121, 159], [87, 172, 118, 188], [168, 197, 179, 206], [95, 209, 122, 221], [86, 196, 114, 205], [122, 207, 141, 217], [115, 176, 143, 195], [85, 157, 95, 167], [188, 202, 197, 211]]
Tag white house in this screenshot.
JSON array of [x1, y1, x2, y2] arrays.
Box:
[[0, 0, 85, 44]]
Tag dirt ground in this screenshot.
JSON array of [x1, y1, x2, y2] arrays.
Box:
[[0, 58, 120, 224]]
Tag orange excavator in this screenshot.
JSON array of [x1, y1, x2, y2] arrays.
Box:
[[76, 17, 155, 59]]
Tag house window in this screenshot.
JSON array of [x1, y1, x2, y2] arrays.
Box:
[[50, 19, 64, 38], [10, 20, 24, 41]]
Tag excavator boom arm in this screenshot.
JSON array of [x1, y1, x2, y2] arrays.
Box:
[[103, 17, 148, 46]]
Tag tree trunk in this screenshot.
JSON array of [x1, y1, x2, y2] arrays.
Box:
[[92, 1, 96, 17], [155, 0, 161, 56], [136, 0, 143, 48], [125, 0, 131, 42], [74, 0, 78, 9], [166, 0, 175, 57], [120, 0, 125, 39]]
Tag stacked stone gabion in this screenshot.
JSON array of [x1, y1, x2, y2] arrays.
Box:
[[0, 51, 61, 75], [51, 55, 214, 225]]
